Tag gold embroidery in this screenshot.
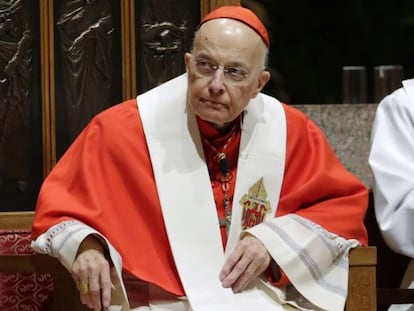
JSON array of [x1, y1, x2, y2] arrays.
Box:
[[239, 177, 271, 229]]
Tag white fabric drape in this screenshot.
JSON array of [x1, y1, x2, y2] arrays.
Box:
[[369, 79, 414, 311]]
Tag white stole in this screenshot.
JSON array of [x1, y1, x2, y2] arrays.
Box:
[[137, 74, 287, 310]]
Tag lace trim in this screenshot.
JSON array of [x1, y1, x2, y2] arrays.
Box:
[[44, 220, 78, 257]]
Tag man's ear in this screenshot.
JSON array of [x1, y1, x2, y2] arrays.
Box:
[[252, 70, 271, 98], [184, 53, 192, 72]]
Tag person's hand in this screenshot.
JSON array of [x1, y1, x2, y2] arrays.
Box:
[[71, 235, 114, 311], [219, 233, 271, 292]]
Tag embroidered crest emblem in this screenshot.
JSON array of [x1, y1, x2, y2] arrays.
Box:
[[239, 177, 271, 229]]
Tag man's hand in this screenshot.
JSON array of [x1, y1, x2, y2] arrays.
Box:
[[71, 235, 114, 311], [219, 234, 271, 292]]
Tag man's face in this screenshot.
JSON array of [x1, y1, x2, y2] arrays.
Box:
[[185, 19, 270, 129]]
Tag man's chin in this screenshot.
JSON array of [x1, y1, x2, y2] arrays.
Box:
[[200, 115, 229, 129]]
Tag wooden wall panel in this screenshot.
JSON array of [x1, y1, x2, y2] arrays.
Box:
[[37, 0, 204, 176], [40, 0, 56, 175], [121, 0, 136, 100], [0, 0, 43, 211], [53, 0, 123, 158], [134, 0, 199, 94], [41, 0, 240, 177]]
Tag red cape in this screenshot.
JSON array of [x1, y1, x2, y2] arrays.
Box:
[[32, 99, 368, 296]]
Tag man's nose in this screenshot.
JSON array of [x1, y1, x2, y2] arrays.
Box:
[[208, 68, 225, 94]]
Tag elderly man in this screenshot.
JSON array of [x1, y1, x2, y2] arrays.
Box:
[[31, 4, 368, 311]]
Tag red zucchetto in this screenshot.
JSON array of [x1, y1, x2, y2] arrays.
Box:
[[199, 4, 270, 48]]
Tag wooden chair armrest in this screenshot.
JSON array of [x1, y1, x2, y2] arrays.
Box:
[[0, 253, 67, 273], [0, 211, 35, 229], [346, 246, 377, 311], [349, 246, 377, 266]]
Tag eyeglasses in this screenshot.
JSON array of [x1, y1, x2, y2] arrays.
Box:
[[193, 57, 254, 84]]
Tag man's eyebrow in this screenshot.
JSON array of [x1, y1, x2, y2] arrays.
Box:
[[195, 53, 249, 68], [194, 52, 213, 60], [226, 61, 249, 68]]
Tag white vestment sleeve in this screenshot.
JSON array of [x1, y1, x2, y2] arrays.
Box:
[[246, 214, 360, 311], [369, 79, 414, 310], [31, 220, 130, 311], [369, 79, 414, 258]]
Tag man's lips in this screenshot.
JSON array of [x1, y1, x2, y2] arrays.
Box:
[[201, 98, 224, 107]]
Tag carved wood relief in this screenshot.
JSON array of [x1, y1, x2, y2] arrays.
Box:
[[53, 0, 122, 157], [0, 0, 240, 210], [0, 0, 42, 211], [56, 0, 114, 142], [135, 0, 200, 94], [0, 0, 33, 183]]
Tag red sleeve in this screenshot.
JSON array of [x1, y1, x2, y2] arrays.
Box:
[[31, 99, 185, 295]]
